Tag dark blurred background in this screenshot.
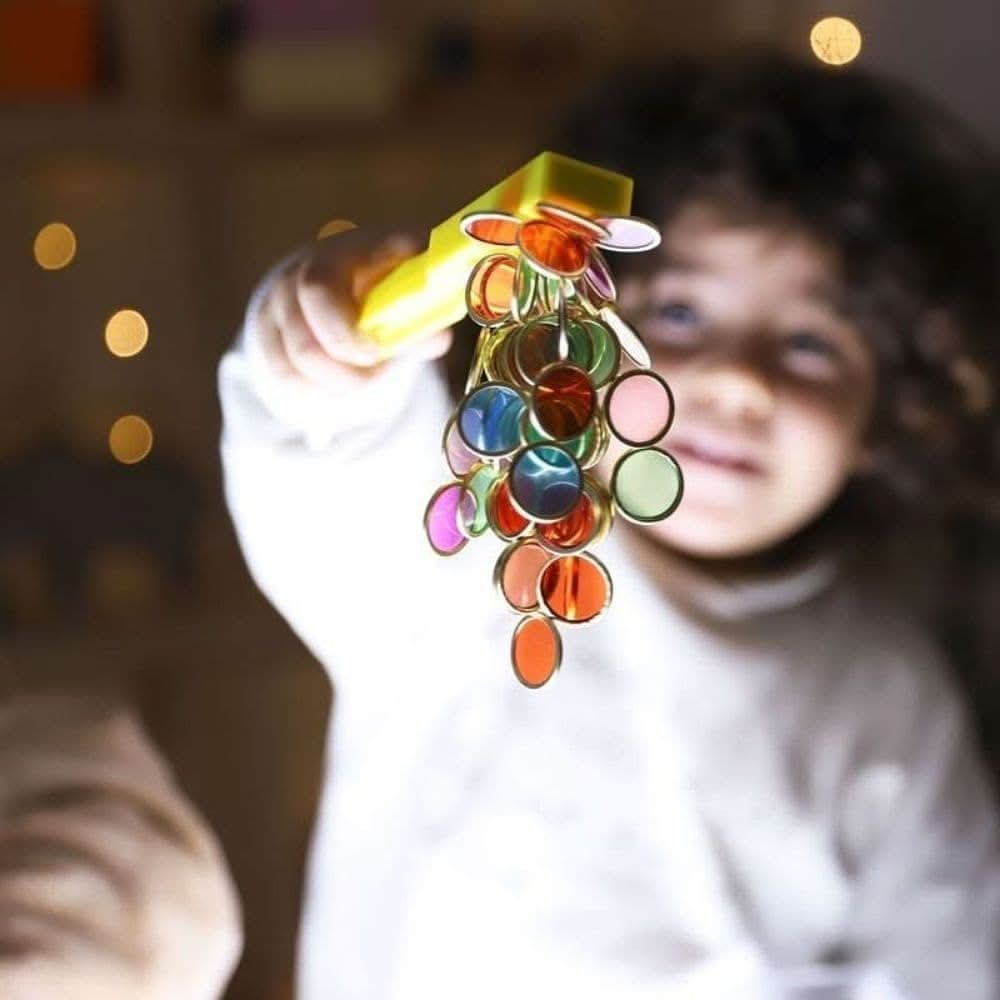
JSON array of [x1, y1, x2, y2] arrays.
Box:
[[0, 2, 996, 997]]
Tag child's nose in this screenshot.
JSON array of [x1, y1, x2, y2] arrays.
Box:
[[688, 358, 776, 425]]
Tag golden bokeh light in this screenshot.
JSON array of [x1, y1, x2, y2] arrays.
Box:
[[316, 218, 358, 240], [810, 16, 862, 66], [34, 222, 77, 270], [105, 309, 149, 358], [109, 415, 153, 465]]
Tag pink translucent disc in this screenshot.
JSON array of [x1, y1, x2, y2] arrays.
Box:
[[496, 539, 551, 612], [425, 484, 475, 556], [606, 371, 674, 446], [444, 419, 478, 476]]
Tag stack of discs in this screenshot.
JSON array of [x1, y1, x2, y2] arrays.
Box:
[[424, 202, 683, 688]]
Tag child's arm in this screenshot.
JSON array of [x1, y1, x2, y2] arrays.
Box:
[[0, 691, 241, 999], [219, 231, 456, 695]]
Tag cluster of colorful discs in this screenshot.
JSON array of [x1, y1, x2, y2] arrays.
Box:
[[424, 200, 684, 689]]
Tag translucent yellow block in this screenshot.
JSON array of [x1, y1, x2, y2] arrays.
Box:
[[357, 151, 633, 356]]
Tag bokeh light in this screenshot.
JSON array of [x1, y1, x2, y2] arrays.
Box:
[[109, 415, 153, 464], [105, 309, 149, 358], [810, 16, 862, 65], [316, 218, 357, 240], [33, 222, 77, 270]]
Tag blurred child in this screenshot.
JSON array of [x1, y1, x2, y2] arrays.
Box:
[[219, 54, 999, 999]]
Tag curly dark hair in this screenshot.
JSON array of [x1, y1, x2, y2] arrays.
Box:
[[444, 50, 1000, 761]]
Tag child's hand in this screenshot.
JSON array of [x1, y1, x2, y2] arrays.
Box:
[[254, 225, 454, 393]]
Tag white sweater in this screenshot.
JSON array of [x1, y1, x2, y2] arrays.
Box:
[[219, 285, 1000, 1000]]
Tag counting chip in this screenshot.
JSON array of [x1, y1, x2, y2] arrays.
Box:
[[443, 418, 479, 476], [518, 220, 589, 279], [536, 477, 609, 555], [523, 416, 606, 469], [511, 615, 562, 688], [425, 483, 476, 556], [536, 202, 610, 242], [579, 317, 620, 388], [495, 539, 552, 612], [467, 254, 517, 325], [583, 249, 616, 303], [513, 318, 591, 385], [461, 464, 502, 537], [611, 448, 684, 523], [458, 383, 525, 457], [509, 443, 582, 522], [599, 306, 651, 369], [539, 552, 612, 624], [596, 215, 662, 252], [460, 211, 520, 245], [530, 363, 596, 441], [487, 475, 531, 540], [605, 370, 675, 446]]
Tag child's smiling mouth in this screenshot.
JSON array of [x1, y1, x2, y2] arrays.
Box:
[[670, 435, 766, 476]]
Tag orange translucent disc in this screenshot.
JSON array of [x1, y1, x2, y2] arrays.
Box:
[[489, 476, 530, 539], [461, 212, 521, 245], [537, 490, 596, 552], [539, 553, 611, 624], [496, 539, 551, 612], [511, 615, 562, 688], [468, 254, 517, 324], [518, 220, 588, 278]]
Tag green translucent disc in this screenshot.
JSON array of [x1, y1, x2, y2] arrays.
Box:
[[611, 448, 684, 523]]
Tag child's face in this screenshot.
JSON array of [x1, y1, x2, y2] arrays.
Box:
[[608, 203, 876, 560]]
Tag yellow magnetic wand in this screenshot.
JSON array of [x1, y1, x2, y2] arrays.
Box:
[[356, 151, 634, 357]]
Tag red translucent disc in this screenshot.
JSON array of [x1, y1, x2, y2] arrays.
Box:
[[461, 212, 520, 245], [532, 364, 596, 440], [489, 476, 530, 539], [537, 490, 596, 552], [518, 220, 588, 278], [511, 615, 562, 688], [539, 553, 611, 624]]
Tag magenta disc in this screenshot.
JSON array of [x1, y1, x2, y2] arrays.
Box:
[[425, 483, 475, 556]]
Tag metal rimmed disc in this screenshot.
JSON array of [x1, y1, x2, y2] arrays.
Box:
[[512, 257, 538, 322], [535, 202, 610, 242], [511, 615, 562, 688], [467, 254, 517, 326], [461, 463, 502, 537], [487, 474, 531, 540], [508, 442, 582, 523], [443, 416, 480, 476], [611, 448, 684, 524], [536, 476, 611, 555], [513, 317, 591, 385], [522, 414, 606, 468], [494, 539, 552, 613], [538, 552, 613, 625], [604, 369, 675, 446], [530, 362, 597, 441], [518, 220, 589, 279], [595, 215, 662, 253], [599, 305, 651, 369], [583, 248, 616, 303], [579, 317, 621, 388], [460, 211, 520, 246], [458, 383, 525, 458], [424, 483, 476, 556]]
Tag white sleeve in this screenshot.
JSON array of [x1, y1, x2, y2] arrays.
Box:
[[838, 657, 1000, 1000], [218, 265, 457, 696]]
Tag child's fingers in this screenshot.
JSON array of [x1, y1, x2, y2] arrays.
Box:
[[296, 233, 419, 366]]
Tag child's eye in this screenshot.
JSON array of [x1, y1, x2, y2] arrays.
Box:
[[644, 301, 703, 347], [781, 331, 844, 375]]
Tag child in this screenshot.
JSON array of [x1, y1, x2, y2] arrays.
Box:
[[219, 54, 999, 999]]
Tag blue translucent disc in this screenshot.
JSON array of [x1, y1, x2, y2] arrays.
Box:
[[458, 383, 525, 458], [509, 443, 582, 523]]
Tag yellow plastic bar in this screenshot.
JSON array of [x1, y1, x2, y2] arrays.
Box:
[[357, 150, 633, 356]]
